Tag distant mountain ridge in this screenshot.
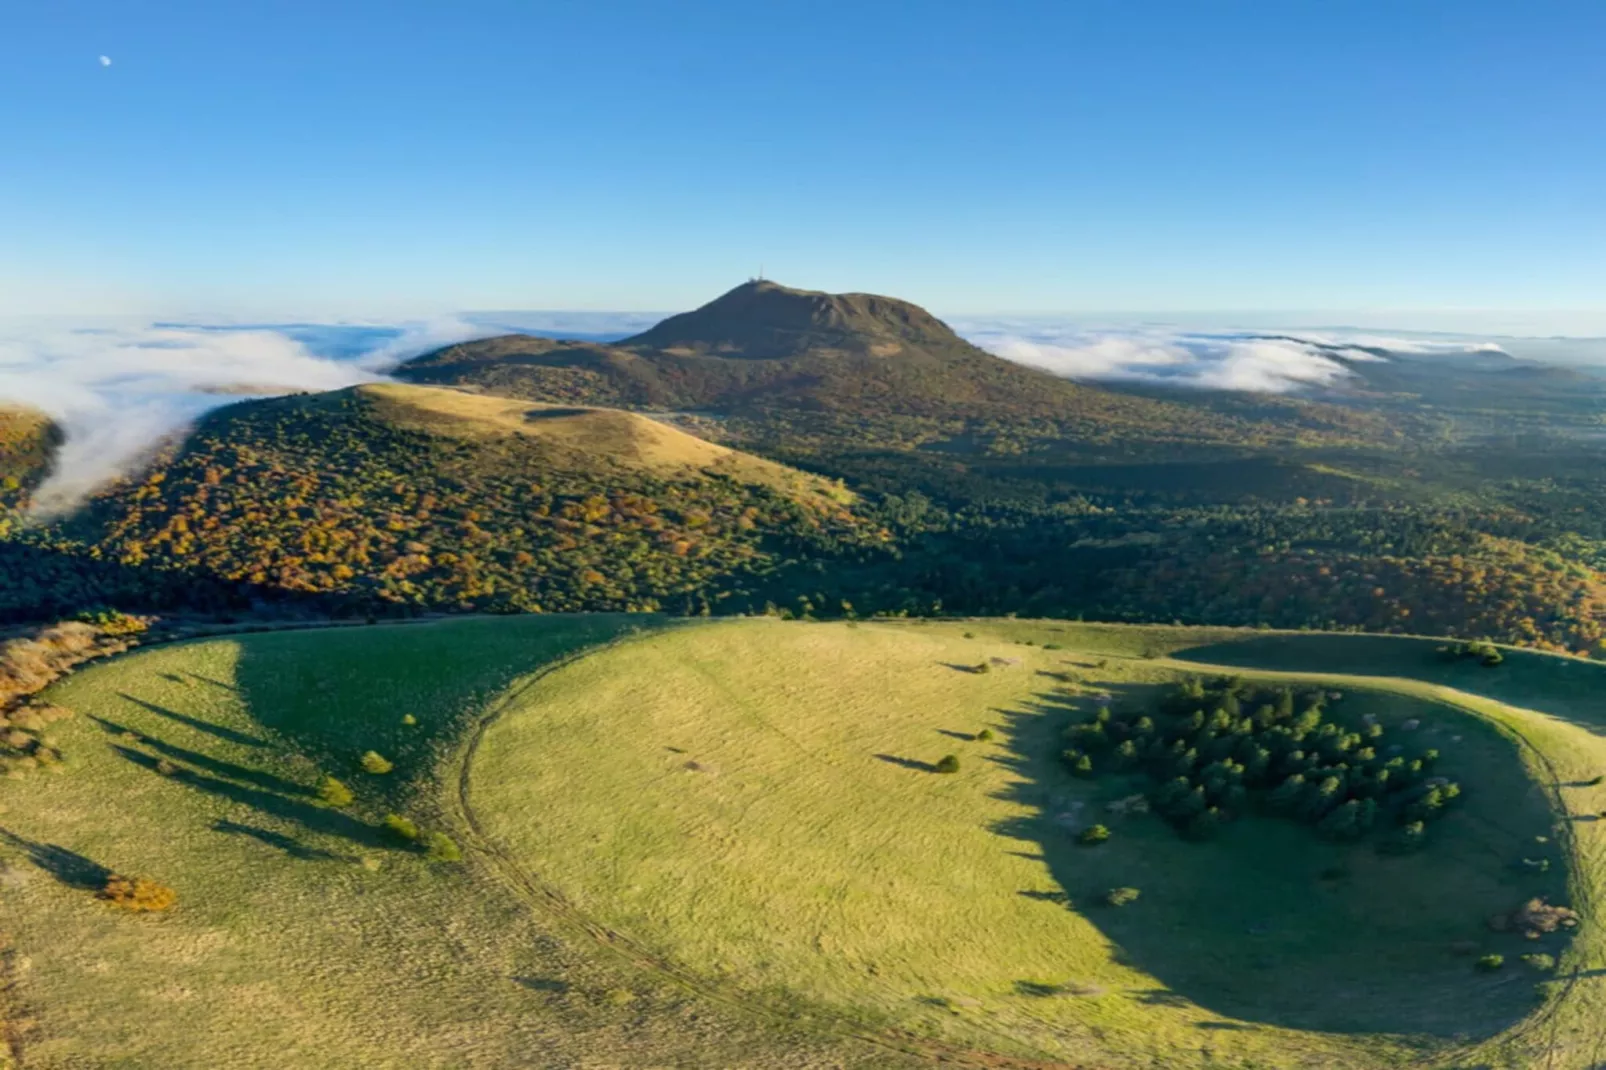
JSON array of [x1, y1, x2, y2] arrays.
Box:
[[399, 280, 1386, 450]]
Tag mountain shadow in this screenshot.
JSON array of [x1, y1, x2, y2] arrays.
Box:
[[988, 683, 1563, 1039]]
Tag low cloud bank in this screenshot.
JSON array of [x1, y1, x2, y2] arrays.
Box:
[[950, 319, 1506, 393], [0, 308, 1523, 517], [0, 317, 486, 516]]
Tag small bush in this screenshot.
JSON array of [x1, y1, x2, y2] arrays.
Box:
[[962, 631, 975, 639], [1378, 821, 1427, 855], [934, 754, 960, 774], [423, 831, 461, 862], [1078, 824, 1111, 846], [1521, 953, 1557, 973], [1583, 774, 1604, 787], [154, 758, 178, 777], [1475, 954, 1505, 973], [318, 776, 355, 808], [401, 713, 418, 726], [98, 874, 176, 912], [360, 751, 394, 775], [975, 728, 994, 742], [973, 662, 990, 674], [382, 813, 420, 842], [1104, 886, 1141, 907]]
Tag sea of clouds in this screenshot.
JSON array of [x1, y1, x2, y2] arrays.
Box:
[[0, 309, 1572, 515], [946, 318, 1511, 393], [0, 317, 489, 515]]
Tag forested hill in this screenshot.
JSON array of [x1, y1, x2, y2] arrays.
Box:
[[398, 280, 1397, 450], [0, 405, 59, 515], [16, 383, 870, 618]]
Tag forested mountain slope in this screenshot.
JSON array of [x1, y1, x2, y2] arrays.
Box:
[[12, 384, 872, 617], [399, 280, 1399, 454], [0, 404, 58, 515]]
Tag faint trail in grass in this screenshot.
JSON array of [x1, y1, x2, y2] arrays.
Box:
[[450, 628, 1084, 1070]]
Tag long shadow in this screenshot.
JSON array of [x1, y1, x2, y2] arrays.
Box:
[[225, 613, 651, 798], [936, 729, 976, 742], [992, 683, 1558, 1040], [0, 827, 112, 889], [1170, 632, 1606, 741], [874, 753, 937, 773], [112, 746, 381, 847], [116, 693, 267, 747], [211, 819, 353, 862], [90, 716, 310, 797]]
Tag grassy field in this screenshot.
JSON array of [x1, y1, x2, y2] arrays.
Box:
[[0, 616, 898, 1069], [3, 615, 1605, 1068]]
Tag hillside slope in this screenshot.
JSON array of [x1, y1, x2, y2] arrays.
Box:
[[38, 384, 869, 615], [0, 404, 58, 513]]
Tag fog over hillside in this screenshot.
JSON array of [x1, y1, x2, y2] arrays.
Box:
[[2, 306, 1599, 513]]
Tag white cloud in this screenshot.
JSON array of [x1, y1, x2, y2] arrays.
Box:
[[953, 320, 1362, 393], [98, 55, 111, 67], [0, 317, 488, 516]]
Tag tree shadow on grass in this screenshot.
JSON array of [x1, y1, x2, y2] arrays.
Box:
[[211, 819, 355, 862], [0, 827, 111, 890], [115, 693, 268, 748], [224, 614, 651, 797], [90, 716, 310, 798], [989, 682, 1557, 1040], [874, 753, 937, 773], [112, 745, 382, 848], [936, 729, 976, 742]]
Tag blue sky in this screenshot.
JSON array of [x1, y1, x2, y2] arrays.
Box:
[[3, 1, 1605, 322]]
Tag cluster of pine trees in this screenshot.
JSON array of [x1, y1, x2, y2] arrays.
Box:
[[1062, 677, 1460, 846]]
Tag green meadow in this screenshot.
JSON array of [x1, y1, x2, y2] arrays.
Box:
[[3, 616, 1605, 1068]]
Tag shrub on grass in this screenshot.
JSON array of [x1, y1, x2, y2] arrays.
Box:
[[1078, 824, 1111, 846], [934, 754, 960, 774], [318, 776, 355, 807], [1104, 886, 1141, 907], [423, 831, 461, 862], [1521, 953, 1557, 973], [973, 662, 990, 674], [382, 813, 420, 842], [401, 713, 418, 726], [1475, 954, 1505, 972], [98, 874, 176, 912], [360, 751, 394, 775], [1583, 774, 1604, 787], [975, 728, 994, 742], [1378, 820, 1428, 855]]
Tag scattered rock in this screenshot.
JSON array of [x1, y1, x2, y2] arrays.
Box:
[[1401, 719, 1421, 731]]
